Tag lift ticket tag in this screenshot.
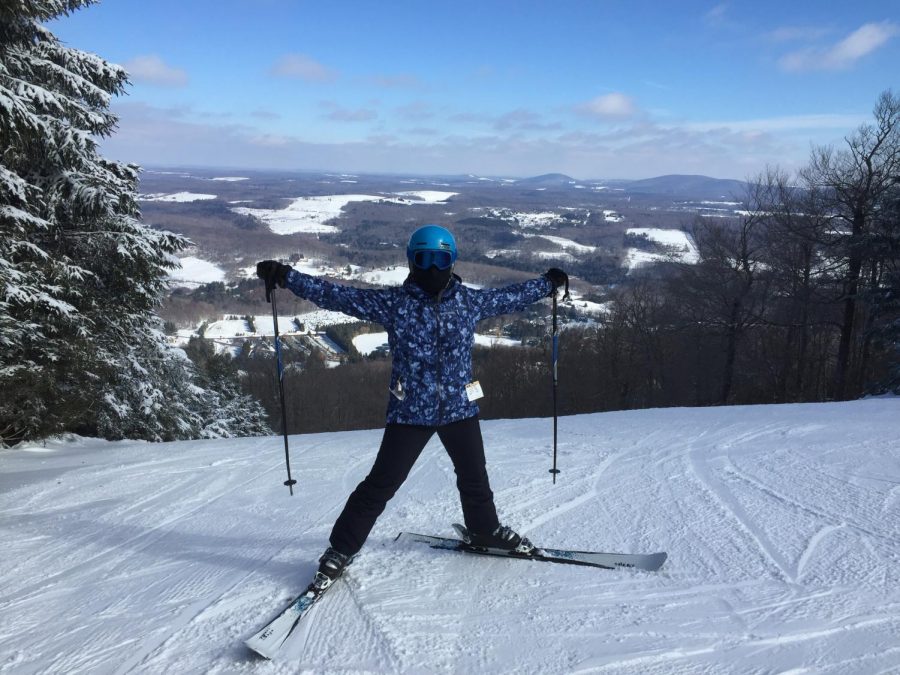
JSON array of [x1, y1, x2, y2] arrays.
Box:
[[465, 381, 484, 401]]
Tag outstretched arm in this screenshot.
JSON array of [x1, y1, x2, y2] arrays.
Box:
[[284, 270, 394, 324], [256, 261, 393, 325], [471, 276, 553, 320]]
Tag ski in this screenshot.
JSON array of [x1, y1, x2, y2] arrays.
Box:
[[396, 524, 667, 572], [244, 576, 335, 660]]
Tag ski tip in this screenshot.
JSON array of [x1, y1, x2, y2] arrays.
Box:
[[244, 641, 276, 660], [646, 552, 668, 571]]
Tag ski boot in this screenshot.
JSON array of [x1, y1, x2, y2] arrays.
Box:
[[461, 524, 536, 555], [309, 547, 353, 594]]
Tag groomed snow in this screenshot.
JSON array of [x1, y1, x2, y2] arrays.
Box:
[[2, 400, 898, 673]]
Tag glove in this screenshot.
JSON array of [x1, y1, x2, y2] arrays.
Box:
[[256, 260, 292, 302], [544, 268, 569, 295]]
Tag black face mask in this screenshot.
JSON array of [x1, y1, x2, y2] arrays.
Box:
[[411, 264, 453, 296]]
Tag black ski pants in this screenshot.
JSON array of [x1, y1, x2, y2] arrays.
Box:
[[329, 416, 500, 556]]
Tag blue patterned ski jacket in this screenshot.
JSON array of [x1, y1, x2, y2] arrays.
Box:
[[284, 270, 552, 426]]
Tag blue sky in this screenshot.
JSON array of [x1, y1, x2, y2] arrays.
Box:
[[51, 0, 898, 179]]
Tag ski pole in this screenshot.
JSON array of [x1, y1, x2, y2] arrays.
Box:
[[549, 277, 569, 484], [269, 287, 298, 496]]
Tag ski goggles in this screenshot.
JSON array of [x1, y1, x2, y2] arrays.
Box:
[[411, 249, 454, 270]]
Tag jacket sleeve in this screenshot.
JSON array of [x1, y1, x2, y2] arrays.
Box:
[[470, 276, 552, 321], [283, 270, 394, 325]]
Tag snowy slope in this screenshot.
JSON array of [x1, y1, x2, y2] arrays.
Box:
[[1, 400, 899, 674]]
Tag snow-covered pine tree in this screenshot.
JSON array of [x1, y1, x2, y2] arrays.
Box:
[[183, 337, 271, 439], [0, 1, 237, 444]]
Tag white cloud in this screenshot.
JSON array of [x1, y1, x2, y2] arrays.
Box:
[[576, 93, 637, 119], [704, 3, 729, 26], [123, 55, 188, 87], [779, 21, 898, 71], [271, 54, 338, 82], [103, 101, 857, 181], [683, 113, 868, 133]]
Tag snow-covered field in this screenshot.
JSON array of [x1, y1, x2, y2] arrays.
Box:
[[232, 195, 386, 235], [2, 399, 898, 673], [394, 190, 457, 203], [139, 192, 218, 202], [515, 211, 561, 228], [473, 334, 522, 347], [355, 266, 410, 286], [231, 191, 457, 235], [352, 332, 389, 356], [167, 256, 227, 287], [353, 331, 524, 355], [519, 232, 598, 255], [603, 209, 623, 222], [625, 228, 700, 270], [196, 310, 360, 341]]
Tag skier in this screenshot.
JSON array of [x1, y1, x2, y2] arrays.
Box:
[[256, 224, 568, 592]]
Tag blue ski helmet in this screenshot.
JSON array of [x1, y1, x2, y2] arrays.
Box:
[[406, 225, 458, 270]]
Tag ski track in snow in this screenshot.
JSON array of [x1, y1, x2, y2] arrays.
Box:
[[1, 400, 899, 673]]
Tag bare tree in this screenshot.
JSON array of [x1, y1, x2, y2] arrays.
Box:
[[671, 213, 769, 404], [751, 168, 834, 399], [801, 90, 900, 399]]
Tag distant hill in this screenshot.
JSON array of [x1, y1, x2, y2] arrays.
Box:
[[515, 173, 577, 188], [623, 174, 747, 201]]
